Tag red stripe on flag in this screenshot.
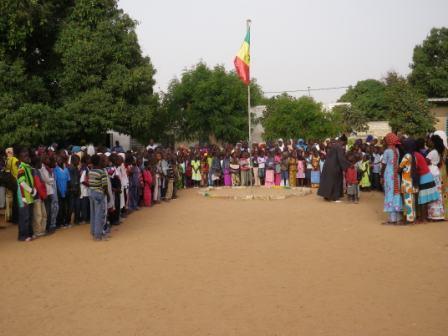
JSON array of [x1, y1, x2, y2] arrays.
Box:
[[234, 57, 250, 85]]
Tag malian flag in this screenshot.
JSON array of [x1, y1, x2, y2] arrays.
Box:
[[234, 25, 250, 85]]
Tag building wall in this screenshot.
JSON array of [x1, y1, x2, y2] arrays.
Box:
[[432, 106, 448, 133]]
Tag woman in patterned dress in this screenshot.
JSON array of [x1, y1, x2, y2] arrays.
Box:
[[381, 133, 403, 224], [399, 139, 419, 224], [426, 134, 445, 221], [433, 131, 448, 219]]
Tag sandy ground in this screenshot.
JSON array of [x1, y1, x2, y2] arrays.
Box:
[[1, 189, 448, 336]]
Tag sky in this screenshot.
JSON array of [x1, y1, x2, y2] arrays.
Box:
[[118, 0, 447, 105]]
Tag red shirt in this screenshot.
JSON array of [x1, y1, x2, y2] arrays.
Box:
[[414, 152, 430, 176], [345, 166, 358, 184]]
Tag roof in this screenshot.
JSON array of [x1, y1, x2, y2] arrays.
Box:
[[428, 98, 448, 103]]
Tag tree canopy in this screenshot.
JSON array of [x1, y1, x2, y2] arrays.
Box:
[[161, 62, 263, 144], [409, 27, 448, 98], [338, 79, 388, 121], [0, 0, 157, 147], [385, 72, 435, 137], [262, 94, 339, 141]]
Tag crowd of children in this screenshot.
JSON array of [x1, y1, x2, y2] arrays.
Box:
[[1, 132, 446, 241]]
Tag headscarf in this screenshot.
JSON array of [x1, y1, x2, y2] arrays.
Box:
[[434, 130, 448, 149], [384, 132, 401, 146], [384, 133, 401, 195]]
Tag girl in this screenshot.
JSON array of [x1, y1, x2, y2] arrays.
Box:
[[296, 150, 305, 187], [381, 133, 403, 224], [142, 161, 153, 207], [257, 150, 266, 186], [252, 151, 260, 186], [310, 149, 320, 188], [222, 152, 232, 187], [288, 150, 298, 187], [305, 151, 312, 187], [399, 139, 419, 224], [239, 152, 251, 186], [359, 154, 372, 191], [230, 153, 240, 187], [265, 150, 275, 187], [200, 154, 209, 187], [191, 155, 201, 188], [274, 150, 282, 186], [280, 151, 289, 187], [426, 134, 445, 221]]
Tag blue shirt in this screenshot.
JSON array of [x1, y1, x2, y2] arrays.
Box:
[[55, 166, 71, 197]]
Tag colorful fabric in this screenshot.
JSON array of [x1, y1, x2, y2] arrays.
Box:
[[359, 161, 371, 188], [382, 148, 402, 213], [288, 158, 297, 187], [17, 162, 35, 206], [191, 160, 201, 182], [88, 168, 107, 193], [428, 175, 445, 219], [418, 172, 439, 205], [403, 193, 416, 222], [234, 25, 250, 85]]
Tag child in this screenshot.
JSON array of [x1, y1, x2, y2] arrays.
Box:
[[296, 150, 305, 187], [31, 156, 47, 236], [310, 149, 320, 188], [288, 151, 298, 187], [191, 155, 201, 188], [17, 149, 35, 241], [142, 161, 153, 207], [257, 150, 266, 186], [252, 151, 260, 186], [280, 151, 289, 187], [265, 150, 275, 187], [274, 150, 282, 186], [358, 154, 372, 191], [239, 151, 251, 186], [222, 153, 232, 187], [230, 153, 240, 187], [305, 151, 312, 187], [345, 155, 359, 203], [371, 146, 383, 191]]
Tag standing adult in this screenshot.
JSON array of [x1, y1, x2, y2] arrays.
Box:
[[426, 134, 445, 221], [317, 140, 350, 202], [381, 133, 403, 224], [433, 130, 448, 219]]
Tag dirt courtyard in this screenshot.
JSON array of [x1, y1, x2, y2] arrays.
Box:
[[1, 189, 448, 336]]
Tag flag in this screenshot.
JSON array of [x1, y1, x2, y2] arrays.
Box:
[[234, 26, 250, 85]]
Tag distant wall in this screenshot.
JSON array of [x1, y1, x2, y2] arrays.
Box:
[[432, 106, 448, 133]]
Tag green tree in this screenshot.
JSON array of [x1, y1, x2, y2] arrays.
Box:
[[385, 72, 435, 136], [262, 94, 339, 141], [331, 104, 369, 134], [162, 62, 263, 144], [409, 27, 448, 98], [338, 79, 388, 120], [0, 0, 157, 147]]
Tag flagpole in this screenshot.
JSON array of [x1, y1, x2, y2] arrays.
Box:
[[247, 19, 253, 188]]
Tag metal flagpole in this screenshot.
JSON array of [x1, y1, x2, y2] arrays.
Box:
[[247, 19, 253, 188]]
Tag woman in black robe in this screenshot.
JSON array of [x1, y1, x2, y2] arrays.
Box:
[[317, 140, 350, 201]]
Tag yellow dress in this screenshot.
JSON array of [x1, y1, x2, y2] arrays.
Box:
[[288, 158, 297, 187]]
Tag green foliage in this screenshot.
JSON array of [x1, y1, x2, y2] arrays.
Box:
[[331, 104, 369, 134], [409, 27, 448, 98], [385, 72, 435, 137], [262, 94, 340, 141], [0, 0, 157, 147], [338, 79, 387, 120], [162, 62, 263, 144]]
